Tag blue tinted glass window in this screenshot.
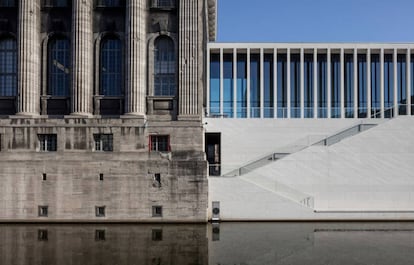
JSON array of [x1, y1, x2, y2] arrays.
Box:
[[371, 54, 380, 117], [48, 38, 70, 96], [264, 54, 274, 118], [411, 54, 414, 115], [331, 54, 340, 118], [357, 54, 367, 118], [290, 54, 300, 118], [101, 37, 123, 96], [277, 54, 287, 118], [223, 54, 233, 117], [304, 54, 314, 118], [154, 37, 175, 96], [344, 54, 354, 118], [210, 53, 220, 115], [0, 38, 17, 96], [237, 54, 247, 118], [250, 54, 260, 118], [317, 54, 327, 118], [397, 54, 406, 115]]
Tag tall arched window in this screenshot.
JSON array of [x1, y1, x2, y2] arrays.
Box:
[[48, 37, 70, 96], [154, 36, 175, 96], [100, 37, 123, 96], [0, 38, 17, 96]]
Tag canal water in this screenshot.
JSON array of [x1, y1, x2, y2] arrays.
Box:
[[0, 222, 413, 264]]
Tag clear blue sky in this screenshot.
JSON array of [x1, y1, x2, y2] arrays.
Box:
[[217, 0, 414, 43]]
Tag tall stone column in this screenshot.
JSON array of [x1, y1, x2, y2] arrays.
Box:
[[17, 0, 40, 115], [178, 0, 202, 118], [71, 0, 93, 115], [125, 0, 146, 116]]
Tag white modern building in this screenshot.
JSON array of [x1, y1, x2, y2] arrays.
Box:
[[205, 43, 414, 220]]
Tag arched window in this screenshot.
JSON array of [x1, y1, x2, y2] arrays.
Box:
[[0, 38, 17, 96], [48, 37, 70, 96], [154, 36, 175, 96], [100, 37, 123, 96]]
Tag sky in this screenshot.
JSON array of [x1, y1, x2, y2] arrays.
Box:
[[217, 0, 414, 43]]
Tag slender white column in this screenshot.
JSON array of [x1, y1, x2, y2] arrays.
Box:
[[233, 48, 237, 118], [407, 49, 411, 115], [327, 49, 331, 119], [125, 0, 146, 115], [273, 49, 278, 118], [393, 49, 398, 117], [206, 48, 210, 116], [219, 49, 224, 117], [340, 48, 345, 118], [287, 49, 291, 118], [72, 0, 93, 115], [246, 49, 251, 118], [260, 48, 264, 118], [300, 48, 304, 118], [380, 48, 385, 118], [367, 49, 371, 118], [17, 0, 40, 115], [313, 49, 318, 119], [353, 49, 358, 118]]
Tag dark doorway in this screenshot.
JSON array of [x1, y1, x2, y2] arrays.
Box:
[[205, 133, 221, 176]]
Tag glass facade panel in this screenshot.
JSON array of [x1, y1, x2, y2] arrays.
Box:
[[357, 54, 367, 118], [344, 54, 354, 118], [48, 38, 70, 96], [223, 54, 233, 117], [101, 37, 123, 96], [0, 38, 17, 96], [411, 54, 414, 115], [397, 54, 407, 115], [236, 54, 247, 118], [154, 37, 175, 96], [250, 54, 260, 118], [263, 54, 274, 118], [209, 53, 220, 116], [304, 54, 314, 118], [290, 54, 300, 118], [317, 54, 327, 118], [277, 54, 287, 118], [331, 54, 340, 118], [384, 54, 394, 117], [371, 54, 381, 118]]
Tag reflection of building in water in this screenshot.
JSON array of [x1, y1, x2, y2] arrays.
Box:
[[0, 0, 216, 222], [0, 225, 208, 265]]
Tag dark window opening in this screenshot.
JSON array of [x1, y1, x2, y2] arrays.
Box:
[[150, 135, 170, 152], [99, 173, 104, 181], [42, 0, 68, 7], [0, 38, 17, 97], [152, 229, 163, 241], [48, 38, 70, 97], [151, 0, 175, 8], [152, 206, 162, 217], [95, 230, 106, 241], [94, 134, 113, 152], [154, 173, 161, 187], [95, 206, 106, 217], [38, 229, 48, 241], [100, 37, 123, 96], [205, 133, 221, 176], [0, 0, 15, 7], [38, 206, 48, 217], [42, 173, 47, 181], [95, 0, 124, 7], [154, 36, 176, 96], [38, 134, 57, 152]]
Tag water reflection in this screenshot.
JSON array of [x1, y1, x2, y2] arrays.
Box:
[[0, 223, 414, 265]]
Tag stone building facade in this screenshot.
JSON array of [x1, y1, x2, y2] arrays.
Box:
[[0, 0, 216, 222]]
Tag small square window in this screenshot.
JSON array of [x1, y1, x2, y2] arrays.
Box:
[[152, 206, 163, 217], [99, 173, 104, 181], [38, 206, 48, 217], [94, 134, 113, 152], [150, 135, 170, 152], [152, 229, 163, 241], [95, 230, 106, 241], [95, 206, 106, 217], [38, 134, 57, 152], [38, 229, 48, 241]]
